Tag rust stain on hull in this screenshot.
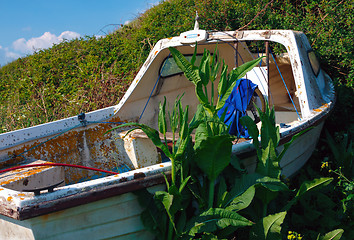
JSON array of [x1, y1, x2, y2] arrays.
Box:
[[1, 116, 127, 184]]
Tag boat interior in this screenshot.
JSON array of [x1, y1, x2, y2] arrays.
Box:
[[129, 39, 302, 129], [0, 38, 306, 195]]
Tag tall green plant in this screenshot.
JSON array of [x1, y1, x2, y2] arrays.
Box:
[[239, 105, 336, 239], [169, 45, 262, 209], [109, 46, 338, 239], [108, 46, 262, 239], [107, 96, 194, 240]]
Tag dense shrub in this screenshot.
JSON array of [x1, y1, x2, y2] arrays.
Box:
[[0, 0, 352, 133]]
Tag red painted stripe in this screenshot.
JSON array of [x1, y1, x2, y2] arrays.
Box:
[[0, 163, 118, 175]]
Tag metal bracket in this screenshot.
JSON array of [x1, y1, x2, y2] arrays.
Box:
[[23, 180, 64, 196], [78, 113, 87, 127], [262, 31, 271, 39], [234, 31, 244, 39]]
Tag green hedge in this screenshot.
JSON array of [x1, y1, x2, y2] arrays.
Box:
[[0, 0, 353, 133]]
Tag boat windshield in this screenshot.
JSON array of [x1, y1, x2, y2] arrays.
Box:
[[307, 50, 320, 76], [159, 54, 204, 77]]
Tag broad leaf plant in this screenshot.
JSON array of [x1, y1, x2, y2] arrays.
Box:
[[107, 45, 337, 239]]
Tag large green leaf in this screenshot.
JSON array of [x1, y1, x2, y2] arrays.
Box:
[[256, 177, 289, 192], [225, 173, 264, 206], [316, 229, 344, 240], [155, 191, 173, 212], [259, 105, 279, 150], [199, 49, 210, 86], [158, 97, 167, 136], [216, 78, 237, 111], [256, 139, 281, 179], [226, 185, 255, 211], [217, 62, 228, 98], [188, 104, 205, 132], [195, 80, 213, 112], [194, 134, 233, 181], [231, 57, 263, 82], [254, 177, 288, 209], [169, 47, 201, 85], [155, 191, 177, 233], [175, 136, 194, 181], [179, 105, 189, 139], [210, 45, 220, 82], [295, 177, 333, 198], [190, 42, 198, 66], [283, 177, 333, 211], [176, 210, 187, 237], [179, 175, 191, 193], [216, 176, 228, 208], [186, 208, 253, 237], [135, 189, 167, 239], [167, 184, 183, 216], [240, 115, 260, 149], [250, 211, 287, 240], [168, 96, 181, 139]]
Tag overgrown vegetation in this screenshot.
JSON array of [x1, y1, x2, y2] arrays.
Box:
[[0, 0, 352, 133], [0, 0, 353, 238], [111, 47, 343, 239]]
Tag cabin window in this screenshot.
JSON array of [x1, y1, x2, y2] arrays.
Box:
[[160, 55, 204, 77], [244, 41, 287, 58], [308, 50, 320, 76]]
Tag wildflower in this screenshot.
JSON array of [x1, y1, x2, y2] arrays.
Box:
[[287, 231, 295, 240], [287, 230, 303, 240], [321, 162, 329, 169]]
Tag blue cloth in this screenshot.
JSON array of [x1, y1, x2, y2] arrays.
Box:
[[217, 78, 257, 138]]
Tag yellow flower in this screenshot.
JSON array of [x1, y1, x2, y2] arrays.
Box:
[[321, 162, 329, 169]]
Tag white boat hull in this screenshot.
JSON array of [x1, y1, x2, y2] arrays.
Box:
[[0, 189, 157, 240]]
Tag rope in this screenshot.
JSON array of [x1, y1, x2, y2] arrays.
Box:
[[139, 53, 171, 120], [0, 115, 134, 177], [269, 49, 301, 120], [216, 36, 273, 104], [86, 121, 125, 125]]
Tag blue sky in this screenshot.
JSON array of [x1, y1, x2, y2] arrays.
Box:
[[0, 0, 160, 66]]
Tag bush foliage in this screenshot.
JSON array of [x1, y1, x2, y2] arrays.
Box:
[[0, 0, 353, 133]]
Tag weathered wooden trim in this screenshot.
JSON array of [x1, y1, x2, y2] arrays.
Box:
[[7, 172, 169, 221]]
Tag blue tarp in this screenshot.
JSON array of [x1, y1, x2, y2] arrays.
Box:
[[217, 78, 257, 138]]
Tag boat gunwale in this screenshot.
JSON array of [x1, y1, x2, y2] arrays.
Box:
[[0, 162, 172, 220]]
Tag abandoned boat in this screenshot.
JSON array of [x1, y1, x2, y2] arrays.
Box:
[[0, 26, 335, 239]]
